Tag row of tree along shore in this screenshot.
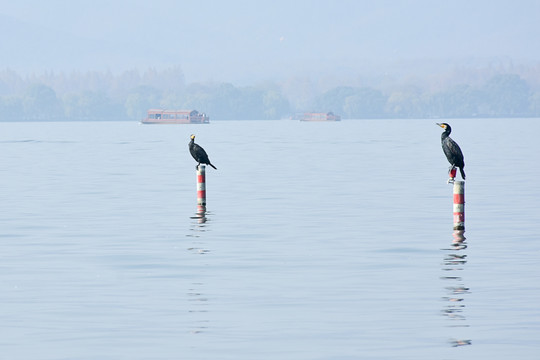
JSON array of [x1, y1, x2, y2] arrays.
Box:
[[1, 67, 539, 121]]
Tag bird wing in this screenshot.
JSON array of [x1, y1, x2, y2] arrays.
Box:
[[443, 137, 465, 166], [192, 143, 210, 163]]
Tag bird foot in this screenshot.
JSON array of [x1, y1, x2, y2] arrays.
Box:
[[447, 177, 455, 184]]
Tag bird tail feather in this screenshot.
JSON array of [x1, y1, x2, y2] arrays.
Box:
[[459, 167, 466, 180]]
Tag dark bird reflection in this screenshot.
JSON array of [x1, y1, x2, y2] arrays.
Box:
[[441, 230, 472, 347]]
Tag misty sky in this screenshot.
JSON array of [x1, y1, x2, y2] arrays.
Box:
[[2, 0, 540, 84]]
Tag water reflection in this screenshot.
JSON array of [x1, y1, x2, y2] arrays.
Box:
[[190, 205, 208, 224], [186, 206, 212, 334], [187, 205, 211, 252], [441, 230, 471, 347], [187, 282, 209, 334]]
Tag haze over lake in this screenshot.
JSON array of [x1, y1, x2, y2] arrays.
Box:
[[2, 1, 540, 83]]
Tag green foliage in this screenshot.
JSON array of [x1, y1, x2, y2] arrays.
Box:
[[385, 90, 424, 118], [529, 92, 540, 116], [64, 91, 124, 120], [342, 88, 387, 119], [0, 68, 538, 121], [427, 85, 480, 118], [0, 96, 22, 121], [125, 86, 162, 120], [179, 83, 290, 120], [314, 86, 389, 119], [480, 74, 530, 116], [315, 86, 357, 114], [263, 90, 290, 119], [22, 84, 62, 120]]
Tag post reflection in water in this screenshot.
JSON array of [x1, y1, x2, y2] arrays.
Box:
[[191, 205, 208, 224], [186, 205, 211, 334], [441, 230, 472, 347]]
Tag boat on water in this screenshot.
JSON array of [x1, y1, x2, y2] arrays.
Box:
[[299, 112, 341, 121], [141, 109, 209, 124]]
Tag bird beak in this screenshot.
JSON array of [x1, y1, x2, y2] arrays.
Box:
[[436, 123, 444, 128]]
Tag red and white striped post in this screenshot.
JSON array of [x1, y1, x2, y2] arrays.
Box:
[[197, 165, 206, 213], [453, 181, 465, 231]]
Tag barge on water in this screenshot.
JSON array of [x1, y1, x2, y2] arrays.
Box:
[[141, 109, 209, 124], [300, 112, 341, 122]]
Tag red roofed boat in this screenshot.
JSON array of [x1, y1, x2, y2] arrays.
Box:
[[300, 112, 341, 121], [142, 109, 209, 124]]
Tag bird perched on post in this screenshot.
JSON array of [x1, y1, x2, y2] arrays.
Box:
[[437, 123, 465, 180], [189, 134, 217, 170]]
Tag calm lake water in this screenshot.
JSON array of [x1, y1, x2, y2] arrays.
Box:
[[1, 118, 539, 359]]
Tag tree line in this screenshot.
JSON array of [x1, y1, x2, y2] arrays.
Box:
[[1, 67, 540, 121]]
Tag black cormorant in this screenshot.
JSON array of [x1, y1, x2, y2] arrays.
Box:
[[189, 134, 217, 170], [437, 123, 465, 180]]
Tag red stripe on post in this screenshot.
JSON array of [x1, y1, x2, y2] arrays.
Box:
[[453, 194, 465, 204]]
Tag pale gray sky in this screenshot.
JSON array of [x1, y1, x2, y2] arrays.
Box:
[[1, 0, 539, 83]]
